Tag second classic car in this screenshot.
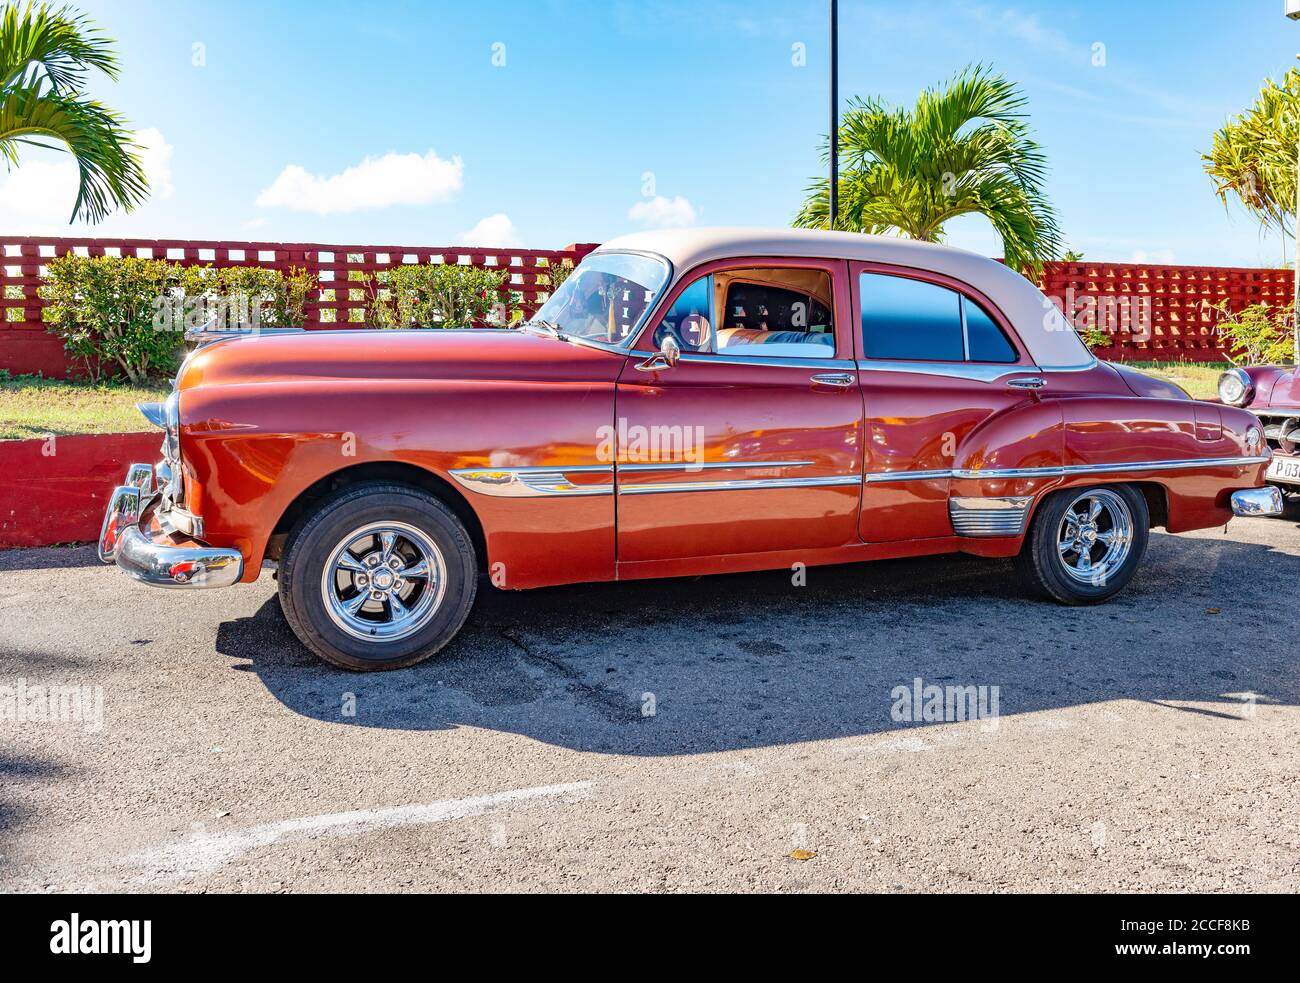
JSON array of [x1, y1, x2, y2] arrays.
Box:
[[1218, 362, 1300, 498], [99, 228, 1282, 670]]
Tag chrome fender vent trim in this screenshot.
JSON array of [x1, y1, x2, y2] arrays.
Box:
[[949, 496, 1033, 538], [450, 465, 614, 497]]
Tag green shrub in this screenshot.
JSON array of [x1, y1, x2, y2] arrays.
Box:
[[40, 254, 183, 382], [1213, 300, 1294, 365], [40, 254, 318, 382], [542, 257, 573, 296], [1079, 326, 1109, 351], [174, 264, 316, 330], [368, 263, 511, 328]]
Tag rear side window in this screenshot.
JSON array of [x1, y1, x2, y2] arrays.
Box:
[[860, 273, 962, 361], [963, 297, 1017, 363], [860, 272, 1018, 363]]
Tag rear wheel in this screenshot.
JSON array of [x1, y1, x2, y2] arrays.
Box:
[[1014, 484, 1149, 605], [278, 482, 478, 670]]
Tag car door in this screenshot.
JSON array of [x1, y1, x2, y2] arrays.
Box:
[[851, 262, 1047, 543], [614, 258, 865, 565]]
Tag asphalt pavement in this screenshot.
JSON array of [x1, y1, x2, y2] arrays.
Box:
[[2, 504, 1299, 892]]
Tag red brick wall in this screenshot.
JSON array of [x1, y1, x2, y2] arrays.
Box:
[[1, 235, 1294, 375], [0, 431, 162, 547], [1, 236, 600, 377], [1038, 260, 1295, 363]]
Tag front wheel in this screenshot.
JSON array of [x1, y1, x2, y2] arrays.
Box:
[[1014, 484, 1149, 605], [278, 482, 478, 670]]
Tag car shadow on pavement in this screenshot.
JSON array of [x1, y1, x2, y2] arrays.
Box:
[[217, 531, 1300, 756]]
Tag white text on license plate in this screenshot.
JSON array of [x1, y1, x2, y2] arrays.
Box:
[[1267, 454, 1300, 485]]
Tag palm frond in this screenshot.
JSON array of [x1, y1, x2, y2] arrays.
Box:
[[795, 65, 1061, 269], [0, 3, 118, 92], [0, 83, 147, 223], [0, 3, 144, 224]]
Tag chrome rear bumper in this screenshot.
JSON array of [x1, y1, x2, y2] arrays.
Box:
[[1231, 486, 1286, 517], [98, 464, 243, 588]]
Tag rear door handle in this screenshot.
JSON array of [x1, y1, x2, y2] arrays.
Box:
[[811, 372, 855, 389], [1007, 377, 1046, 390]]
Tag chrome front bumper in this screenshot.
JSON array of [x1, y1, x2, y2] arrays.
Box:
[[1231, 486, 1286, 517], [98, 464, 243, 589]]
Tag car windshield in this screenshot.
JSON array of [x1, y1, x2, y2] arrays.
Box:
[[526, 252, 669, 345]]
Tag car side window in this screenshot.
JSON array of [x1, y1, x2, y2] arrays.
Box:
[[652, 274, 712, 352], [713, 268, 836, 358], [963, 295, 1018, 363], [860, 273, 963, 361], [860, 272, 1018, 363]]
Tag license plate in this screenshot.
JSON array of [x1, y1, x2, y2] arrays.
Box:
[[1267, 454, 1300, 485]]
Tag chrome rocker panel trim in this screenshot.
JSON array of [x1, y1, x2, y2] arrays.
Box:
[[1231, 486, 1285, 517], [949, 496, 1033, 537]]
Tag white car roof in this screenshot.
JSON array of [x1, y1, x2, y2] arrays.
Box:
[[596, 227, 1093, 369]]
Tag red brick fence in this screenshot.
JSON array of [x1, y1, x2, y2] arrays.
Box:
[[1041, 261, 1294, 363], [0, 236, 599, 377], [1, 235, 1294, 376]]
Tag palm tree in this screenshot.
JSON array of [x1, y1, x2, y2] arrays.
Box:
[[1202, 65, 1300, 363], [1, 3, 147, 223], [1202, 67, 1298, 243], [794, 65, 1062, 272]]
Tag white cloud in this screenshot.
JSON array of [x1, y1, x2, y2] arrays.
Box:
[[628, 195, 696, 229], [255, 150, 463, 215], [134, 127, 174, 199], [460, 213, 520, 247], [0, 125, 173, 229]]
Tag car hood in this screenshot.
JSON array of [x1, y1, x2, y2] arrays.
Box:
[[175, 328, 626, 390]]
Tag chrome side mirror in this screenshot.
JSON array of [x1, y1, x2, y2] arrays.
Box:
[[636, 334, 682, 372]]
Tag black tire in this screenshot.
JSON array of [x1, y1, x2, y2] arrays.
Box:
[[1014, 483, 1149, 605], [278, 482, 478, 671]]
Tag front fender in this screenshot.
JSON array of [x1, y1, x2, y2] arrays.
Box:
[[179, 377, 619, 587]]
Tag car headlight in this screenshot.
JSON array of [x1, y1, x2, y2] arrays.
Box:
[[1217, 368, 1253, 407]]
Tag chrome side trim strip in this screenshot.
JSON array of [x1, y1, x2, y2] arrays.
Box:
[[620, 475, 861, 495], [954, 456, 1269, 480], [867, 455, 1269, 483], [867, 468, 954, 483], [618, 460, 814, 472], [856, 359, 1032, 383], [1040, 358, 1100, 373], [454, 454, 1270, 498], [450, 466, 614, 497], [949, 496, 1033, 537], [630, 351, 856, 370]]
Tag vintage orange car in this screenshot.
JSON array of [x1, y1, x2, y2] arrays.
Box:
[[99, 228, 1282, 670]]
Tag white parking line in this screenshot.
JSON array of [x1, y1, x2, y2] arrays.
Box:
[[127, 781, 597, 884]]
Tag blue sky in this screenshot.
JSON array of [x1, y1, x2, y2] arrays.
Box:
[[2, 0, 1298, 266]]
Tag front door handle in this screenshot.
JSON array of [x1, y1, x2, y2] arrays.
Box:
[[811, 372, 855, 389]]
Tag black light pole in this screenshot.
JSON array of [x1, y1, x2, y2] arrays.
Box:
[[829, 0, 839, 230]]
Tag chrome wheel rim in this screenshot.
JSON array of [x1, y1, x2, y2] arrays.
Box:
[[1057, 489, 1134, 586], [320, 521, 447, 642]]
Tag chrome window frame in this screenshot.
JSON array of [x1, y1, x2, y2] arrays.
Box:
[[647, 264, 841, 362], [538, 248, 674, 353]]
